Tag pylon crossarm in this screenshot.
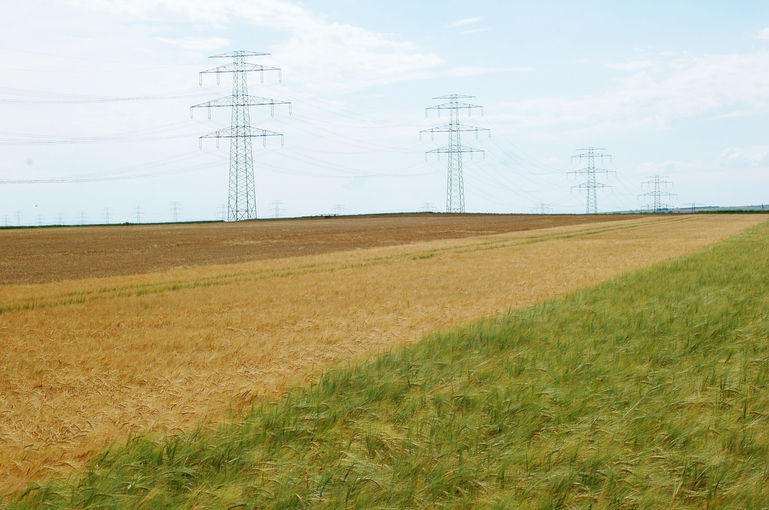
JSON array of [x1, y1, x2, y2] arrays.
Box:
[[209, 51, 269, 59], [199, 63, 282, 86], [569, 167, 612, 175], [192, 96, 291, 114], [433, 94, 475, 99], [426, 102, 483, 113], [200, 126, 284, 139], [420, 124, 490, 134], [426, 146, 484, 155], [572, 183, 611, 189], [200, 63, 281, 76]]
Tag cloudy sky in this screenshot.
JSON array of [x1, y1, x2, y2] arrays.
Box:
[[2, 0, 769, 224]]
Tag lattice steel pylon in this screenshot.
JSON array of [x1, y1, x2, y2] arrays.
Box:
[[640, 175, 675, 212], [192, 51, 291, 221], [422, 94, 489, 213], [569, 147, 613, 214]]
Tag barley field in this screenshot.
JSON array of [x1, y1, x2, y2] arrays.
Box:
[[11, 216, 768, 508], [0, 213, 762, 494]]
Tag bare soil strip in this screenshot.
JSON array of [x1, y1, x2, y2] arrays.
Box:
[[0, 214, 629, 284], [0, 214, 763, 491]]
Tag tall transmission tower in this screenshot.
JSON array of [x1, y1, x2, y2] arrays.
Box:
[[569, 147, 613, 214], [422, 94, 489, 213], [192, 51, 291, 222], [640, 175, 675, 212]]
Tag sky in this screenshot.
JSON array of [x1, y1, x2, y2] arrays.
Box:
[[2, 0, 769, 224]]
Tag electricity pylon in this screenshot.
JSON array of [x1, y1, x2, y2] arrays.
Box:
[[422, 94, 489, 213], [170, 201, 180, 222], [272, 200, 283, 218], [640, 175, 675, 212], [569, 147, 613, 214], [192, 51, 291, 222]]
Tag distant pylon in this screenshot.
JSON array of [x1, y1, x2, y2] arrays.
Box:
[[422, 94, 489, 213], [192, 51, 291, 222], [272, 200, 283, 218], [170, 201, 180, 222], [569, 147, 613, 214], [640, 175, 675, 212]]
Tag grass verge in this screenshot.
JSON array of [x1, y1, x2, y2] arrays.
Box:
[[7, 220, 769, 508]]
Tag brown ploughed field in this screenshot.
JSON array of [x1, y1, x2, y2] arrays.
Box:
[[0, 213, 764, 493], [0, 213, 628, 284]]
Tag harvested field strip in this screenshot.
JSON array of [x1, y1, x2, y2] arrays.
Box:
[[0, 216, 680, 314], [9, 219, 769, 508], [0, 215, 762, 492]]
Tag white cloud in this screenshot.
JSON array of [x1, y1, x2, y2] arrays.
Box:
[[720, 146, 769, 168], [448, 17, 482, 28], [155, 36, 231, 52], [756, 27, 769, 40], [607, 60, 656, 71], [499, 51, 769, 135], [462, 28, 491, 35], [443, 66, 532, 78], [74, 0, 447, 91]]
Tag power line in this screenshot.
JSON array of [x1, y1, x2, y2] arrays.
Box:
[[0, 120, 202, 146], [422, 94, 489, 213], [192, 50, 291, 222], [569, 147, 613, 214], [0, 159, 214, 184], [0, 86, 210, 105]]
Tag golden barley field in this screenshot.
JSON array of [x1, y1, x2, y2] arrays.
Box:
[[0, 213, 764, 492]]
